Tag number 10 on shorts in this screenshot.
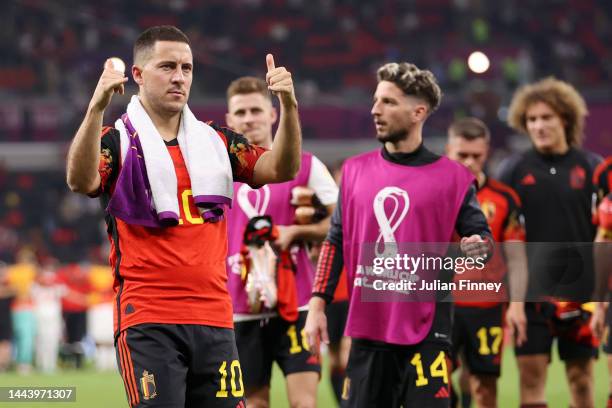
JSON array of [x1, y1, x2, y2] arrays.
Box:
[[216, 360, 244, 398]]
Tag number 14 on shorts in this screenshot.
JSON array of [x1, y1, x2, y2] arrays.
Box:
[[410, 351, 449, 386]]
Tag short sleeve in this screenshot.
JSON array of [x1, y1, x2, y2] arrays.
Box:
[[502, 191, 526, 242], [593, 158, 612, 199], [89, 126, 120, 197], [307, 156, 339, 206], [597, 194, 612, 229], [210, 124, 268, 186]]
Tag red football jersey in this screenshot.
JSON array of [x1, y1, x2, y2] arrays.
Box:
[[96, 126, 265, 333], [455, 177, 525, 307]]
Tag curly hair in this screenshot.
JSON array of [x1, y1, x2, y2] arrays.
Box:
[[376, 62, 442, 112], [507, 77, 588, 147]]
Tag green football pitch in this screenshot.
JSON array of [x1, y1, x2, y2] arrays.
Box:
[[0, 349, 608, 407]]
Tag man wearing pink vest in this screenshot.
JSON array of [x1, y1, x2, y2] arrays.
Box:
[[225, 77, 338, 408], [305, 62, 492, 407]]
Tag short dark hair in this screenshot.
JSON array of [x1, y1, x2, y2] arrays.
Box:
[[226, 76, 270, 101], [133, 25, 190, 64], [448, 117, 491, 143], [377, 62, 442, 112]]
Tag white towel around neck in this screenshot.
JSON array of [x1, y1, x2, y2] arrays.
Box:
[[114, 95, 233, 219]]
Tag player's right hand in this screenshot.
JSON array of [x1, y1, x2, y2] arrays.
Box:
[[89, 59, 129, 113], [304, 297, 329, 357], [506, 301, 527, 346], [590, 302, 608, 340]]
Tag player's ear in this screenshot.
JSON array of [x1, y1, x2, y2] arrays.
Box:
[[413, 104, 428, 122], [132, 65, 144, 86], [225, 112, 235, 129], [270, 106, 278, 125]]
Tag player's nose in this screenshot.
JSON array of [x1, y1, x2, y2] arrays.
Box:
[[532, 118, 546, 131], [371, 103, 381, 116], [244, 111, 256, 123], [171, 68, 186, 83]]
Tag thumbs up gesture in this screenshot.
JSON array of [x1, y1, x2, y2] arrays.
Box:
[[265, 54, 297, 107], [89, 58, 129, 113]]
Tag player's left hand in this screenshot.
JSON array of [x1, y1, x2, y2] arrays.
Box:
[[460, 234, 489, 258], [265, 54, 297, 108], [304, 297, 329, 357], [274, 225, 298, 251]]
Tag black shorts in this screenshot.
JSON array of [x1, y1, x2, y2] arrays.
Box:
[[342, 339, 451, 408], [327, 301, 349, 346], [514, 302, 598, 361], [0, 297, 13, 341], [115, 323, 245, 408], [603, 303, 612, 354], [452, 304, 505, 377], [234, 311, 321, 390], [63, 311, 87, 343]]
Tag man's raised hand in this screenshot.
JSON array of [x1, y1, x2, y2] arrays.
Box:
[[265, 53, 297, 107], [89, 58, 129, 113]]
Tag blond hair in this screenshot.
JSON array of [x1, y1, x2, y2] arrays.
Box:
[[377, 62, 442, 112], [226, 76, 270, 101]]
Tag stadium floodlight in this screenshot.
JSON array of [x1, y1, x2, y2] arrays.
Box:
[[467, 51, 490, 74]]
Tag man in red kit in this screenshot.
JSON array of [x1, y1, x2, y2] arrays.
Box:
[[56, 263, 91, 369], [446, 117, 528, 408], [66, 26, 302, 408], [590, 156, 612, 407]]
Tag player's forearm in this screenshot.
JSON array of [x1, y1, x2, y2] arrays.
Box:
[[312, 240, 344, 303], [594, 228, 612, 300], [66, 106, 104, 194], [456, 186, 493, 240], [292, 216, 331, 243], [270, 101, 301, 181], [504, 241, 528, 302]]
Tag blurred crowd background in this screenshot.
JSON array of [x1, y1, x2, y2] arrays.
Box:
[[0, 0, 611, 374]]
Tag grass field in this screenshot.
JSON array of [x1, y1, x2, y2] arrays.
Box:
[[0, 349, 608, 407]]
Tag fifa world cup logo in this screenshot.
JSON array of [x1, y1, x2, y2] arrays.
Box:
[[237, 184, 277, 312], [237, 184, 271, 218], [373, 186, 410, 258]]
